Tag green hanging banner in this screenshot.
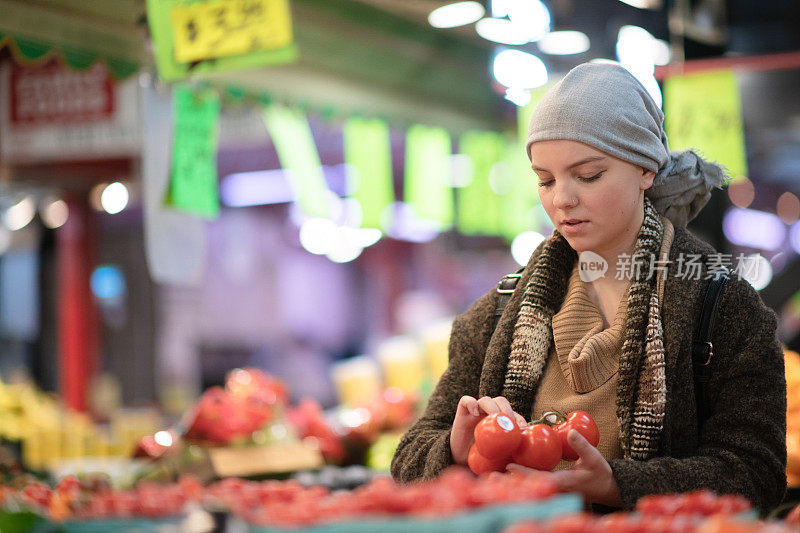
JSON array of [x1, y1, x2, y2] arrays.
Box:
[[457, 130, 505, 235], [343, 117, 395, 230], [146, 0, 297, 81], [404, 125, 453, 227], [168, 85, 221, 219], [663, 69, 747, 183], [499, 140, 542, 242], [262, 105, 330, 219]]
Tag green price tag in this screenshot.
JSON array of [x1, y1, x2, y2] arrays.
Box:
[[146, 0, 297, 81], [168, 85, 221, 218]]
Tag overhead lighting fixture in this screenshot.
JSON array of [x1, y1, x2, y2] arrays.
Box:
[[616, 25, 657, 72], [492, 49, 548, 90], [790, 221, 800, 255], [737, 254, 772, 291], [537, 31, 591, 55], [299, 218, 339, 255], [3, 197, 35, 231], [386, 202, 441, 243], [100, 182, 129, 215], [653, 39, 671, 65], [511, 231, 545, 266], [221, 164, 351, 208], [616, 26, 663, 107], [504, 88, 532, 107], [475, 17, 532, 45], [428, 1, 485, 29], [40, 197, 69, 229], [617, 0, 662, 8], [723, 208, 786, 251], [506, 0, 550, 42]]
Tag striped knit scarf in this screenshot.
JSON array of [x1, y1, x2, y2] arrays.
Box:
[[502, 198, 666, 460]]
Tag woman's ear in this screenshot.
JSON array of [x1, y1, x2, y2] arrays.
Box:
[[641, 169, 655, 190]]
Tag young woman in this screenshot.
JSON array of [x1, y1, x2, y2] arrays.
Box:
[[390, 62, 786, 511]]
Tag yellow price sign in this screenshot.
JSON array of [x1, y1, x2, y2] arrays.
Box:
[[170, 0, 292, 63], [664, 69, 748, 181]]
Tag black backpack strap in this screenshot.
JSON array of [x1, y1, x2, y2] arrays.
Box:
[[494, 268, 524, 330], [692, 266, 731, 429]]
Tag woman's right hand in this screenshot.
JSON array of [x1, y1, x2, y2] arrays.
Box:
[[450, 395, 527, 465]]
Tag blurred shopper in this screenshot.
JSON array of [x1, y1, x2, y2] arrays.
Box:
[[392, 63, 786, 512]]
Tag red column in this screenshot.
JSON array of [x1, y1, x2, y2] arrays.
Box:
[[56, 194, 98, 412]]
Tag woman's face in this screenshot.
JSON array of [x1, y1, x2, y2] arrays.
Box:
[[530, 140, 654, 261]]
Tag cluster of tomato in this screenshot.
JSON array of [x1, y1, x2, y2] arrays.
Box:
[[1, 475, 204, 522], [212, 468, 559, 528], [505, 513, 800, 533], [505, 491, 761, 533], [636, 491, 751, 517], [2, 468, 561, 527], [469, 410, 599, 475]]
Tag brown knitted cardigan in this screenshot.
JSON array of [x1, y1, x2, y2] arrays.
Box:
[[391, 226, 787, 512]]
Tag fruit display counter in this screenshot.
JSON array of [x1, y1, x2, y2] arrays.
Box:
[[3, 470, 800, 533]]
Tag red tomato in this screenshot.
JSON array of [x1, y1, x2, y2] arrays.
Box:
[[511, 423, 562, 471], [467, 443, 510, 475], [474, 412, 522, 459], [553, 410, 599, 461]]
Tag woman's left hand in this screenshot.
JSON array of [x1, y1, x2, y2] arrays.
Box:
[[507, 429, 623, 508]]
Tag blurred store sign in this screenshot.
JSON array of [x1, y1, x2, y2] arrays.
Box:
[[663, 69, 748, 182], [146, 0, 297, 81], [0, 62, 140, 164], [9, 62, 113, 125]]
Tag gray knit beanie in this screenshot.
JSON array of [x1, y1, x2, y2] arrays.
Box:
[[526, 62, 729, 228]]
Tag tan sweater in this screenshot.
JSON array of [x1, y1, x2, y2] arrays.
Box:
[[531, 217, 675, 469]]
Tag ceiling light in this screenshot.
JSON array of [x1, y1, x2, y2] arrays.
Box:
[[492, 49, 548, 89], [428, 1, 485, 29], [653, 39, 671, 65], [40, 198, 69, 229], [299, 218, 338, 255], [476, 18, 532, 45], [617, 0, 662, 8], [617, 25, 657, 73], [3, 197, 35, 231], [505, 88, 532, 107], [723, 208, 786, 251], [537, 31, 591, 55], [506, 0, 550, 42], [511, 231, 545, 266], [100, 182, 129, 215], [737, 254, 772, 291]]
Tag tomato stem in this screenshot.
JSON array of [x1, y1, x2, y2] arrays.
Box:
[[531, 411, 566, 426]]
